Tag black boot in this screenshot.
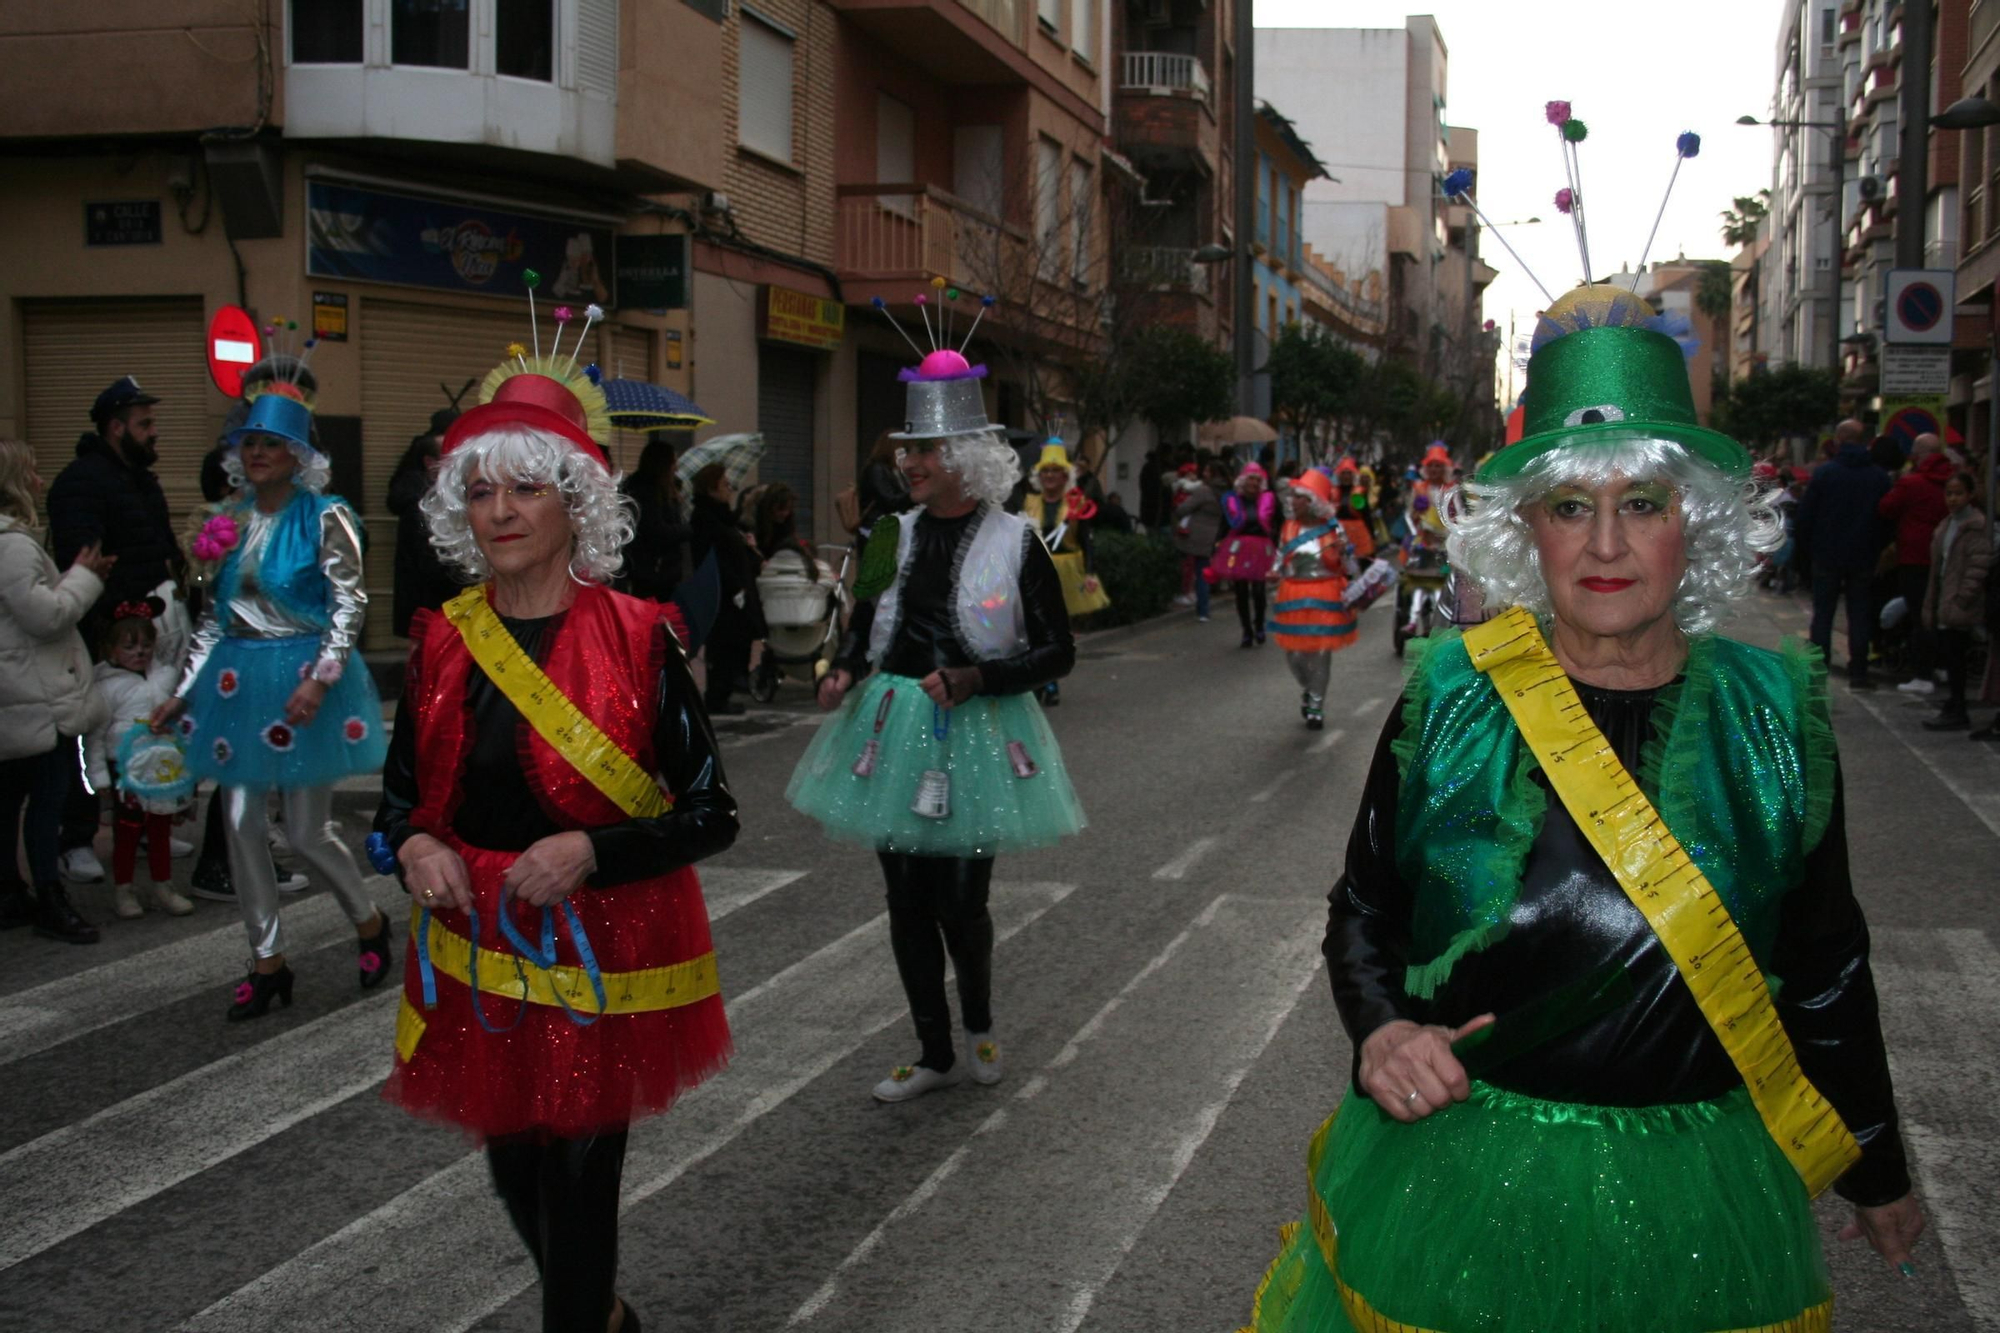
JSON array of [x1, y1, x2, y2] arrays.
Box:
[[227, 964, 295, 1021], [0, 880, 35, 930], [358, 913, 395, 989], [188, 858, 236, 902], [32, 881, 99, 944]]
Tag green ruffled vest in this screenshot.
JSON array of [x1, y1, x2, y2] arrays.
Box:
[[1392, 629, 1836, 1000]]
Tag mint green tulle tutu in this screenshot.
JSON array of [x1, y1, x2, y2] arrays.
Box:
[[1243, 1082, 1831, 1333], [786, 672, 1085, 856]]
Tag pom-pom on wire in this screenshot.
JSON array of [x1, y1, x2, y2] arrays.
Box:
[[1677, 131, 1702, 158], [1555, 188, 1575, 215], [1438, 165, 1553, 303], [1442, 167, 1474, 198], [1546, 100, 1572, 126], [1563, 119, 1589, 143]]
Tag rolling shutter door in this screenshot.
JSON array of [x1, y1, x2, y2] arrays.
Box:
[[21, 300, 212, 540], [756, 346, 817, 533], [360, 300, 524, 646]]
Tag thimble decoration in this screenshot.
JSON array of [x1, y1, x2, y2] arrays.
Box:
[[1007, 740, 1039, 780], [910, 767, 952, 820], [852, 689, 896, 778], [871, 290, 1000, 441]]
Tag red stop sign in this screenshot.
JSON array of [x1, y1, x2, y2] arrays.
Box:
[[206, 305, 262, 398]]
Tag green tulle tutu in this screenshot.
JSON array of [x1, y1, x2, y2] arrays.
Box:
[[786, 672, 1085, 857], [1244, 1082, 1831, 1333]]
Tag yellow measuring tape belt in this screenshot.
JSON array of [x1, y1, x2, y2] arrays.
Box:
[[444, 587, 669, 819], [1461, 607, 1859, 1198], [406, 904, 720, 1018]]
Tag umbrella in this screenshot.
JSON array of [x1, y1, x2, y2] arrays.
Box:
[[1198, 415, 1279, 446], [601, 378, 714, 428], [674, 432, 767, 491]]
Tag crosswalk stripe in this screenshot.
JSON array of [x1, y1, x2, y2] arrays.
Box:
[[0, 865, 806, 1272], [789, 893, 1325, 1329], [181, 881, 1076, 1333], [0, 869, 796, 1070], [1873, 927, 2000, 1330]]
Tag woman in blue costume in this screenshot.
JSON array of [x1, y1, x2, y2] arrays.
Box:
[[787, 338, 1084, 1103], [155, 374, 391, 1020], [1242, 286, 1924, 1332]]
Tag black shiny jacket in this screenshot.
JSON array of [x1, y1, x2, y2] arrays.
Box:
[[1328, 681, 1911, 1207]]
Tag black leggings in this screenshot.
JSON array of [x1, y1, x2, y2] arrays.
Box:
[[1235, 579, 1267, 635], [486, 1130, 630, 1333], [878, 852, 995, 1072]]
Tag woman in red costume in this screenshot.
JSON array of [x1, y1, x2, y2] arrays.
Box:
[[372, 319, 735, 1333]]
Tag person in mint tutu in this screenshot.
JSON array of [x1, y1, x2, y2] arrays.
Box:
[[787, 311, 1084, 1103], [153, 349, 392, 1020], [1242, 284, 1923, 1332]]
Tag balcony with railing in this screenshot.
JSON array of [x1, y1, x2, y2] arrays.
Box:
[[835, 183, 1030, 293], [1118, 246, 1213, 297], [1115, 51, 1220, 173], [1120, 52, 1211, 101]]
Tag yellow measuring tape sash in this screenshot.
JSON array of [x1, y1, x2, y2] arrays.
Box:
[[1461, 607, 1859, 1198], [444, 587, 669, 819], [395, 904, 720, 1062]]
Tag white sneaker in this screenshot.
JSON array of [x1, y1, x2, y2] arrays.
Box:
[[146, 883, 195, 916], [275, 871, 310, 894], [1896, 679, 1936, 695], [111, 883, 143, 919], [871, 1061, 968, 1103], [169, 836, 193, 859], [965, 1031, 1004, 1086], [59, 847, 105, 884]]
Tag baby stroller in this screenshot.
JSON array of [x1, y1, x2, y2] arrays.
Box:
[[750, 544, 853, 703]]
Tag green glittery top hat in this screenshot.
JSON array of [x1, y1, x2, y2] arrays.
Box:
[[1480, 285, 1750, 481]]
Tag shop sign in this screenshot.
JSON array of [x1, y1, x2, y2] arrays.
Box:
[[760, 285, 844, 351], [312, 292, 350, 343], [615, 235, 688, 311], [85, 200, 162, 246], [306, 180, 615, 305]]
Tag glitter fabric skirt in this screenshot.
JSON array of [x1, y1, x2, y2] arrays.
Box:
[[383, 837, 731, 1143], [180, 635, 388, 789], [1242, 1082, 1830, 1333], [786, 672, 1085, 857]]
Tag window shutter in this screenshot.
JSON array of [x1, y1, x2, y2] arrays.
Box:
[[575, 0, 619, 98], [738, 16, 794, 162], [1072, 0, 1093, 61], [1037, 0, 1059, 33]]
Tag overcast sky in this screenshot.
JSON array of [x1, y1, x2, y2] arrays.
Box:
[[1256, 0, 1787, 403]]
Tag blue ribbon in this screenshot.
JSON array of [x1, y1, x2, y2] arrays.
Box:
[[414, 898, 608, 1033], [1281, 522, 1339, 556]]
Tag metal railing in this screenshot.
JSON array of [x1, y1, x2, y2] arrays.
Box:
[[1120, 51, 1211, 102], [1118, 246, 1211, 295]]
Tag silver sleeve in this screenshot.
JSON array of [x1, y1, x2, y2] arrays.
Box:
[[176, 605, 225, 699], [315, 502, 369, 670]]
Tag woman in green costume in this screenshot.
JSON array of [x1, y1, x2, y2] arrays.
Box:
[[1243, 285, 1924, 1333]]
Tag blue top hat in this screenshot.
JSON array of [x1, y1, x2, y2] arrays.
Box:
[[224, 390, 313, 451]]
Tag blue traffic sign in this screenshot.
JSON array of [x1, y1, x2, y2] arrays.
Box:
[[1896, 282, 1944, 333]]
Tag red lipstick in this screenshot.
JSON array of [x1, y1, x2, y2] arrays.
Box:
[[1579, 577, 1634, 593], [492, 534, 526, 543]]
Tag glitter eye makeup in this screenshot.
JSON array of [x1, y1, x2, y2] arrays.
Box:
[[1619, 483, 1675, 517], [1543, 487, 1594, 520]]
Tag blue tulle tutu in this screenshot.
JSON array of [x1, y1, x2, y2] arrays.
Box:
[[180, 635, 388, 789], [786, 672, 1085, 857]]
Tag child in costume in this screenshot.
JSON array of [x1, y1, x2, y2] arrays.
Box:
[[155, 338, 392, 1019], [1017, 438, 1108, 704], [85, 599, 194, 919], [788, 311, 1084, 1103], [1272, 471, 1360, 729]]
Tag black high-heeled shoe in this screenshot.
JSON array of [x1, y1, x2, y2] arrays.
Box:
[[358, 913, 395, 989], [227, 964, 295, 1021]]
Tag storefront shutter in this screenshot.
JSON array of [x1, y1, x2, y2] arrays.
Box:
[[756, 345, 818, 533], [21, 299, 213, 546], [359, 299, 524, 646]]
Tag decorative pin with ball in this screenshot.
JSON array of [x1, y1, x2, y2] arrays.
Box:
[[869, 286, 999, 375]]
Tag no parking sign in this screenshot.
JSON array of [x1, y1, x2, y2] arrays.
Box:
[[1883, 270, 1956, 344], [1881, 398, 1946, 452]]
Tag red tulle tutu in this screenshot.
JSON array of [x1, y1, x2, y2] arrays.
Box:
[[383, 838, 731, 1142]]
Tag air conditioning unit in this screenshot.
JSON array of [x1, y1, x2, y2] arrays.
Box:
[[1857, 176, 1883, 201], [701, 191, 732, 215]]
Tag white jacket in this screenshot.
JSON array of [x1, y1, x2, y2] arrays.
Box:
[[85, 658, 179, 790], [0, 515, 105, 761]]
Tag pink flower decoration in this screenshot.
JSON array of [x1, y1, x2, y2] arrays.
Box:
[[233, 981, 255, 1004], [553, 306, 574, 323], [192, 513, 240, 563], [1546, 100, 1572, 126], [1554, 188, 1575, 215]]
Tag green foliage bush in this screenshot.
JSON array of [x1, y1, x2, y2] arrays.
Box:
[[1073, 529, 1181, 631]]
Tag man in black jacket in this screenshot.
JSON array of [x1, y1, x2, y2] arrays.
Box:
[[1796, 417, 1892, 688], [44, 378, 187, 883], [49, 378, 183, 628]]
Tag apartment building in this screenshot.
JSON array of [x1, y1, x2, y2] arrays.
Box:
[[1758, 0, 1848, 377]]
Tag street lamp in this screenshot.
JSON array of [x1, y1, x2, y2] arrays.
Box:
[[1738, 113, 1848, 383], [1927, 95, 2000, 510]]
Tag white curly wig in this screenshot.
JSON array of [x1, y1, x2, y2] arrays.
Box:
[[422, 426, 635, 585], [223, 438, 332, 494], [1446, 438, 1783, 635], [898, 428, 1023, 509]]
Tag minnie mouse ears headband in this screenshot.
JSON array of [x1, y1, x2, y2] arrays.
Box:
[[111, 597, 165, 622]]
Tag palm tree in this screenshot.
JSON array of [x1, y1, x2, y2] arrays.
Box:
[[1720, 191, 1772, 248]]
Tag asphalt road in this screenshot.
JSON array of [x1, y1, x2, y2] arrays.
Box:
[[0, 591, 1994, 1332]]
